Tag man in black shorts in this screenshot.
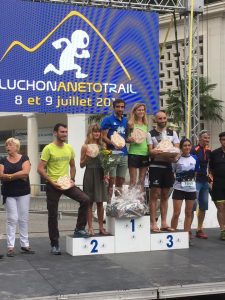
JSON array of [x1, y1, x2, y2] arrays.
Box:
[[209, 131, 225, 240], [147, 111, 180, 232]]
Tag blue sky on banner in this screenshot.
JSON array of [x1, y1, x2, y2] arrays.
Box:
[[0, 0, 159, 114]]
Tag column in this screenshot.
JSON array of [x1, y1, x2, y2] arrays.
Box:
[[67, 114, 86, 187], [23, 113, 40, 195]]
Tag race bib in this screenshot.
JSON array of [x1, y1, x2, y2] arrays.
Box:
[[181, 180, 196, 189]]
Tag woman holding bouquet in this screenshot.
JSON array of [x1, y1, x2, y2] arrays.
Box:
[[80, 124, 108, 235], [127, 103, 149, 193]]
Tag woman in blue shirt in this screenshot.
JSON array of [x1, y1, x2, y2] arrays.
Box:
[[171, 138, 200, 242]]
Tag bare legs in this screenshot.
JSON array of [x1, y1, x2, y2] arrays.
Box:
[[129, 167, 148, 193], [197, 209, 206, 231], [216, 202, 225, 231], [87, 202, 106, 235], [149, 187, 170, 230], [108, 176, 125, 199], [171, 199, 194, 234]]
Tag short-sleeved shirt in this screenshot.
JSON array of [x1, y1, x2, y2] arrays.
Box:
[[173, 154, 200, 192], [209, 147, 225, 184], [101, 113, 128, 155], [0, 155, 30, 198], [129, 124, 148, 156], [147, 128, 180, 168], [191, 145, 211, 183], [41, 143, 75, 181]]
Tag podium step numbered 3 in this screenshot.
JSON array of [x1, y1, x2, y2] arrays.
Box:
[[150, 232, 189, 251], [66, 216, 189, 256]]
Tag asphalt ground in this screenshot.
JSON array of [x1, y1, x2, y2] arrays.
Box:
[[1, 210, 225, 300]]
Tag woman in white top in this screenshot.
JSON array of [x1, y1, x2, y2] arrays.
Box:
[[171, 138, 200, 242]]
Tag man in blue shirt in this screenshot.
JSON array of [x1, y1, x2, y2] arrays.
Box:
[[101, 99, 128, 200]]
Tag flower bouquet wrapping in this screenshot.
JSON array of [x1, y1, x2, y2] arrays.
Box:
[[106, 186, 148, 218]]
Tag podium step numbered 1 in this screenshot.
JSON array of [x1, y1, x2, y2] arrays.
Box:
[[66, 216, 189, 256]]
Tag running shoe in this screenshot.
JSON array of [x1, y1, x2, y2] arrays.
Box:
[[7, 249, 15, 257], [51, 246, 61, 255], [196, 230, 208, 239], [21, 247, 35, 254], [73, 229, 91, 238], [220, 230, 225, 241]]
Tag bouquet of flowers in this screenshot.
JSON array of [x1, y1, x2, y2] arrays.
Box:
[[106, 186, 148, 218], [99, 149, 118, 184]]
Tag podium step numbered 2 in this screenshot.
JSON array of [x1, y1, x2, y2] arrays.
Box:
[[66, 216, 189, 256]]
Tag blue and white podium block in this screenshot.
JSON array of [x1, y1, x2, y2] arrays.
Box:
[[150, 231, 189, 251], [66, 215, 189, 256], [106, 216, 151, 253], [66, 235, 115, 256]]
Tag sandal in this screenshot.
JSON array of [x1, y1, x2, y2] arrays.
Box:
[[7, 249, 15, 257], [99, 228, 109, 235], [151, 227, 161, 233], [88, 228, 95, 236], [21, 247, 35, 254], [160, 227, 175, 232]]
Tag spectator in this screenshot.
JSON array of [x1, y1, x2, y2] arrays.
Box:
[[191, 130, 211, 239], [0, 138, 35, 257], [209, 131, 225, 240]]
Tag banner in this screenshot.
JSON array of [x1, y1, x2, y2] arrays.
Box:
[[0, 0, 159, 114]]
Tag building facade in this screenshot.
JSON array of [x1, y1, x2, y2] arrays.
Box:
[[0, 1, 224, 192], [159, 1, 225, 147]]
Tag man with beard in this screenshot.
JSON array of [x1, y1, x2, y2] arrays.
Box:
[[147, 111, 180, 232], [37, 123, 90, 255]]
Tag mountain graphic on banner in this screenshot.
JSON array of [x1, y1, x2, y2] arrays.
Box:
[[0, 10, 131, 80]]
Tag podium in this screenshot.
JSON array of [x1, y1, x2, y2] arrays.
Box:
[[150, 231, 189, 251], [106, 216, 150, 253], [66, 216, 189, 256], [66, 234, 115, 256]]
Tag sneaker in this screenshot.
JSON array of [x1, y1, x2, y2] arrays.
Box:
[[73, 229, 91, 238], [0, 254, 3, 259], [51, 246, 61, 255], [220, 230, 225, 241], [189, 239, 194, 247], [21, 247, 35, 254], [196, 230, 208, 239]]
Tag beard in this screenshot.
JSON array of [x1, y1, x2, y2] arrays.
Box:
[[157, 122, 167, 129], [57, 136, 67, 142]]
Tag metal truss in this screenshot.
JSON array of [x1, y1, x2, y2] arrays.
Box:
[[183, 13, 200, 143], [26, 0, 201, 141], [29, 0, 185, 11]]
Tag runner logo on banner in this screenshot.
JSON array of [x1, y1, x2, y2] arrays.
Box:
[[0, 0, 159, 114]]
